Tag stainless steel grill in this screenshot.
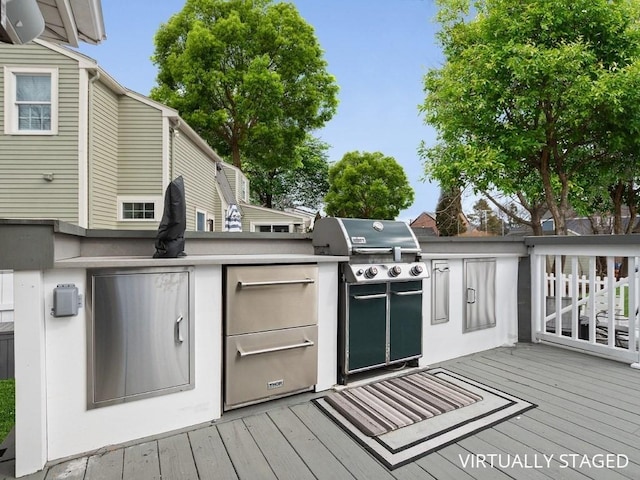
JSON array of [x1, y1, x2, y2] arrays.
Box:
[[312, 217, 429, 384]]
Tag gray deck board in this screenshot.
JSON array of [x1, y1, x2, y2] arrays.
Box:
[[188, 425, 238, 480], [291, 402, 397, 480], [122, 442, 160, 480], [217, 416, 277, 480], [9, 344, 640, 480], [242, 413, 315, 480], [85, 450, 124, 480], [158, 433, 198, 480], [267, 405, 357, 480]]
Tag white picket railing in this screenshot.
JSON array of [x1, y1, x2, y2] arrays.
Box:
[[545, 272, 627, 320]]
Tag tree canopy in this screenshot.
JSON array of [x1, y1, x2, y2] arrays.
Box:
[[245, 135, 330, 211], [150, 0, 339, 174], [435, 186, 466, 236], [324, 151, 415, 220], [420, 0, 640, 234]]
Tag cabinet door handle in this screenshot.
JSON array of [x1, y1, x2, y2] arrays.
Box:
[[237, 339, 315, 357], [175, 315, 184, 344], [238, 278, 315, 288], [392, 290, 423, 296], [467, 288, 477, 304], [352, 293, 387, 300]]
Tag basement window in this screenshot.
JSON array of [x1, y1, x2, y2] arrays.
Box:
[[118, 197, 161, 222]]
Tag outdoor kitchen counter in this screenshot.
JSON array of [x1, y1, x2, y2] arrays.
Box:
[[14, 250, 347, 477], [53, 253, 349, 269]]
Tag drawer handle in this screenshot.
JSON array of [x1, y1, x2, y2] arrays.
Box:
[[175, 315, 184, 344], [237, 340, 315, 357], [352, 293, 387, 300], [392, 290, 423, 296], [238, 278, 315, 288]]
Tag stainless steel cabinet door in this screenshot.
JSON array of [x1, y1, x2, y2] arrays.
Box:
[[89, 268, 193, 408], [464, 259, 496, 332]]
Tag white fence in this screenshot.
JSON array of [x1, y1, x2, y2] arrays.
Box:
[[545, 272, 627, 320], [0, 270, 13, 323]]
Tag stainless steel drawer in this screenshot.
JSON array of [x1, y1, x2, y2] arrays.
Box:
[[225, 325, 318, 409], [225, 265, 318, 335]]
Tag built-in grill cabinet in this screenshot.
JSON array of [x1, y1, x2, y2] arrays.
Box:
[[313, 217, 429, 384], [224, 264, 318, 410], [86, 267, 195, 409]]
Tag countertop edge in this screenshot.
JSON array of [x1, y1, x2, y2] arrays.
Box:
[[53, 254, 350, 269]]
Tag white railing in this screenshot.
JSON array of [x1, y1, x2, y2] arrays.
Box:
[[530, 244, 640, 366], [0, 270, 14, 323]]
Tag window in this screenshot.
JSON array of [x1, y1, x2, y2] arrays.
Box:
[[196, 209, 214, 231], [257, 224, 290, 233], [4, 67, 58, 135], [118, 196, 161, 222], [123, 202, 155, 220]]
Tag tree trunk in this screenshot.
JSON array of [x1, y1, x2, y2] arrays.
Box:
[[610, 181, 624, 234], [231, 136, 242, 170]]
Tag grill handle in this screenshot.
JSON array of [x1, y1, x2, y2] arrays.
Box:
[[238, 278, 315, 288], [352, 247, 420, 255], [352, 293, 387, 300], [392, 290, 423, 296], [237, 339, 315, 357]]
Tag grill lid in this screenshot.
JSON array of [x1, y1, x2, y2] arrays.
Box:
[[312, 217, 420, 256]]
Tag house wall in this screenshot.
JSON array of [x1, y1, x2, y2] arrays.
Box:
[[116, 96, 164, 229], [88, 81, 119, 229], [172, 132, 219, 231], [242, 204, 306, 232], [0, 43, 80, 223]]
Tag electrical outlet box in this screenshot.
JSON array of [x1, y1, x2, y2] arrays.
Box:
[[53, 284, 79, 317]]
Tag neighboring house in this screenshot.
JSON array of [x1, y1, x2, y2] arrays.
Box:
[[0, 40, 309, 233], [410, 211, 476, 237]]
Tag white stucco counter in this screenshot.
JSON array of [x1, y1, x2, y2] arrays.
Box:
[[14, 252, 346, 477]]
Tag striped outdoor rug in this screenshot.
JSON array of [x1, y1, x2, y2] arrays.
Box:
[[324, 371, 483, 437]]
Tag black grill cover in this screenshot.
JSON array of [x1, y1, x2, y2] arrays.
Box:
[[153, 176, 187, 258]]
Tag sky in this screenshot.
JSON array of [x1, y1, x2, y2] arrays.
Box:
[[77, 0, 447, 222]]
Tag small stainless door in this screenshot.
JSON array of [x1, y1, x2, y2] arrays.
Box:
[[464, 258, 496, 332]]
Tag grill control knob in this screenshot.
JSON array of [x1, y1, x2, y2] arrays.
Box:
[[389, 265, 402, 277], [410, 264, 424, 276], [364, 266, 379, 279]]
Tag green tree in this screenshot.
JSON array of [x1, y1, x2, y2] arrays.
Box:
[[245, 135, 330, 210], [471, 198, 503, 235], [420, 0, 640, 235], [324, 151, 414, 219], [435, 186, 466, 236], [151, 0, 339, 172]]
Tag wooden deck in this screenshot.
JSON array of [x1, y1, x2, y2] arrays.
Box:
[[4, 343, 640, 480]]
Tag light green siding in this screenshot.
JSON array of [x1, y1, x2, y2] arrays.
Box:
[[172, 133, 218, 231], [115, 96, 164, 230], [117, 96, 163, 195], [0, 43, 80, 223], [241, 205, 306, 232], [89, 81, 119, 228]]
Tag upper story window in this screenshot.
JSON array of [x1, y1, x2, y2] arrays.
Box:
[[4, 67, 59, 135]]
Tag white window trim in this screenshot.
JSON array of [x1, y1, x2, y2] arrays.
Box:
[[4, 66, 59, 135], [195, 208, 214, 232], [250, 222, 293, 233], [117, 196, 162, 222]]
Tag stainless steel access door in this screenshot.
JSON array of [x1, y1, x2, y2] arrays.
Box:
[[87, 267, 194, 408], [464, 258, 496, 332]]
